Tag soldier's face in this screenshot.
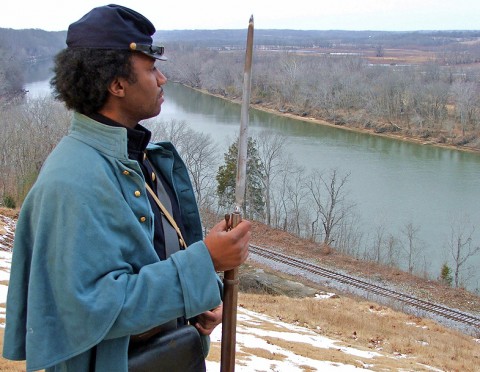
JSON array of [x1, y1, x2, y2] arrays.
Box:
[[121, 52, 167, 123]]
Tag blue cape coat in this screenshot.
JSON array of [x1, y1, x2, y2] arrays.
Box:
[[3, 113, 222, 371]]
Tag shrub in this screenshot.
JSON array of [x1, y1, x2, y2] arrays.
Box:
[[440, 263, 453, 286], [2, 194, 16, 209]]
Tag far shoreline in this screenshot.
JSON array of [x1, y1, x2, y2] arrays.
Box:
[[186, 84, 480, 156]]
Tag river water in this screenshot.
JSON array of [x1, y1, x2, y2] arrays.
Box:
[[24, 73, 480, 292]]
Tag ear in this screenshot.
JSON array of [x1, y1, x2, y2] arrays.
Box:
[[108, 77, 126, 97]]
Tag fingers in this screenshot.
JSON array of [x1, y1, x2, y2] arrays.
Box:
[[225, 219, 252, 244], [210, 219, 228, 233], [231, 220, 251, 261], [204, 219, 252, 272], [224, 219, 251, 266], [232, 219, 252, 235], [195, 305, 223, 335], [195, 322, 213, 336]]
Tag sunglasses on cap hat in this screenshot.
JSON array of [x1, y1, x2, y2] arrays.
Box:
[[129, 43, 167, 61]]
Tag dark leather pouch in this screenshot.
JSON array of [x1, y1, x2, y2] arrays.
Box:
[[128, 325, 206, 372]]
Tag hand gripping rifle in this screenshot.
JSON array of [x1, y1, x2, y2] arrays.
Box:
[[220, 15, 254, 372]]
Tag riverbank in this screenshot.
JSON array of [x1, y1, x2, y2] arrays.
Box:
[[189, 85, 480, 155]]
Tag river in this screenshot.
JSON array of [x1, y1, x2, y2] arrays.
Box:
[[24, 73, 480, 292]]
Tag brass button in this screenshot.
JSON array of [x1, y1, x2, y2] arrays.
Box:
[[151, 172, 156, 182], [134, 190, 141, 197], [123, 170, 130, 175], [139, 216, 146, 223]]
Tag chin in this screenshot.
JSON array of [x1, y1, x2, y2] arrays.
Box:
[[143, 111, 161, 121]]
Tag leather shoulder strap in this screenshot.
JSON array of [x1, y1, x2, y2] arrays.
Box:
[[145, 182, 187, 249]]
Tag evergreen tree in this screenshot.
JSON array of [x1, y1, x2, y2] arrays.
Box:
[[216, 137, 265, 220], [440, 263, 453, 287]]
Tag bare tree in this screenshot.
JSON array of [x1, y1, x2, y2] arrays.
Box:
[[270, 162, 290, 230], [148, 118, 219, 224], [181, 133, 218, 208], [306, 168, 354, 246], [285, 166, 309, 236], [375, 45, 385, 57], [334, 212, 364, 258], [0, 97, 70, 205], [371, 223, 386, 263], [400, 221, 423, 274], [168, 50, 211, 88], [149, 118, 190, 145], [447, 216, 480, 288], [200, 53, 241, 96], [384, 233, 400, 268], [0, 44, 24, 98], [270, 162, 307, 234], [450, 81, 479, 135], [255, 130, 287, 226], [412, 80, 449, 129], [275, 52, 300, 107]]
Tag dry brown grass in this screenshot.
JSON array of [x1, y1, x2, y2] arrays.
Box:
[[240, 346, 287, 362], [236, 292, 480, 371], [0, 208, 19, 219], [365, 48, 437, 65]]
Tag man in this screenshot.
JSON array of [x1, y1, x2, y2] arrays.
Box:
[[3, 4, 250, 371]]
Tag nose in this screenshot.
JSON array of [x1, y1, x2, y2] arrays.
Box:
[[156, 70, 167, 86]]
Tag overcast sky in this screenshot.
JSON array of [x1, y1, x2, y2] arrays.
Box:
[[1, 0, 479, 32]]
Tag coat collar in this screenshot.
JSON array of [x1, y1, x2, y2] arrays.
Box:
[[69, 112, 130, 161], [87, 112, 152, 163]]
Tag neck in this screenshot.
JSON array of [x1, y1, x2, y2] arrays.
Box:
[[97, 108, 137, 129]]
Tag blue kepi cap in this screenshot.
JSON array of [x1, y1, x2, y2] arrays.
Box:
[[66, 4, 166, 60]]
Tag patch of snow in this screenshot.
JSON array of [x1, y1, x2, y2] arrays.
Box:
[[315, 292, 336, 300], [0, 284, 8, 302], [0, 215, 15, 251], [415, 364, 444, 372], [416, 340, 429, 346], [207, 307, 382, 371], [405, 321, 428, 329], [368, 307, 388, 316], [0, 251, 12, 273]]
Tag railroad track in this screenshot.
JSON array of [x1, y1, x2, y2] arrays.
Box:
[[249, 244, 480, 331]]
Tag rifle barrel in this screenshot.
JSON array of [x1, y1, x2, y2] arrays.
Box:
[[220, 15, 254, 372]]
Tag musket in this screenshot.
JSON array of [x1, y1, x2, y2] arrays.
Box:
[[220, 15, 254, 372]]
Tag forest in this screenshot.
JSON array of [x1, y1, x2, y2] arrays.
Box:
[[159, 30, 480, 150]]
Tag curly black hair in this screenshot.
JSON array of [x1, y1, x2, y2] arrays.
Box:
[[50, 48, 137, 115]]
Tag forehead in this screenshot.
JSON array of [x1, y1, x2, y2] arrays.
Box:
[[131, 52, 156, 67]]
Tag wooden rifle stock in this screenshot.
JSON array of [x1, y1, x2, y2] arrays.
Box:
[[221, 211, 241, 372]]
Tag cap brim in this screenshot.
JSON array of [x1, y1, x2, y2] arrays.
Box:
[[138, 50, 167, 61]]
